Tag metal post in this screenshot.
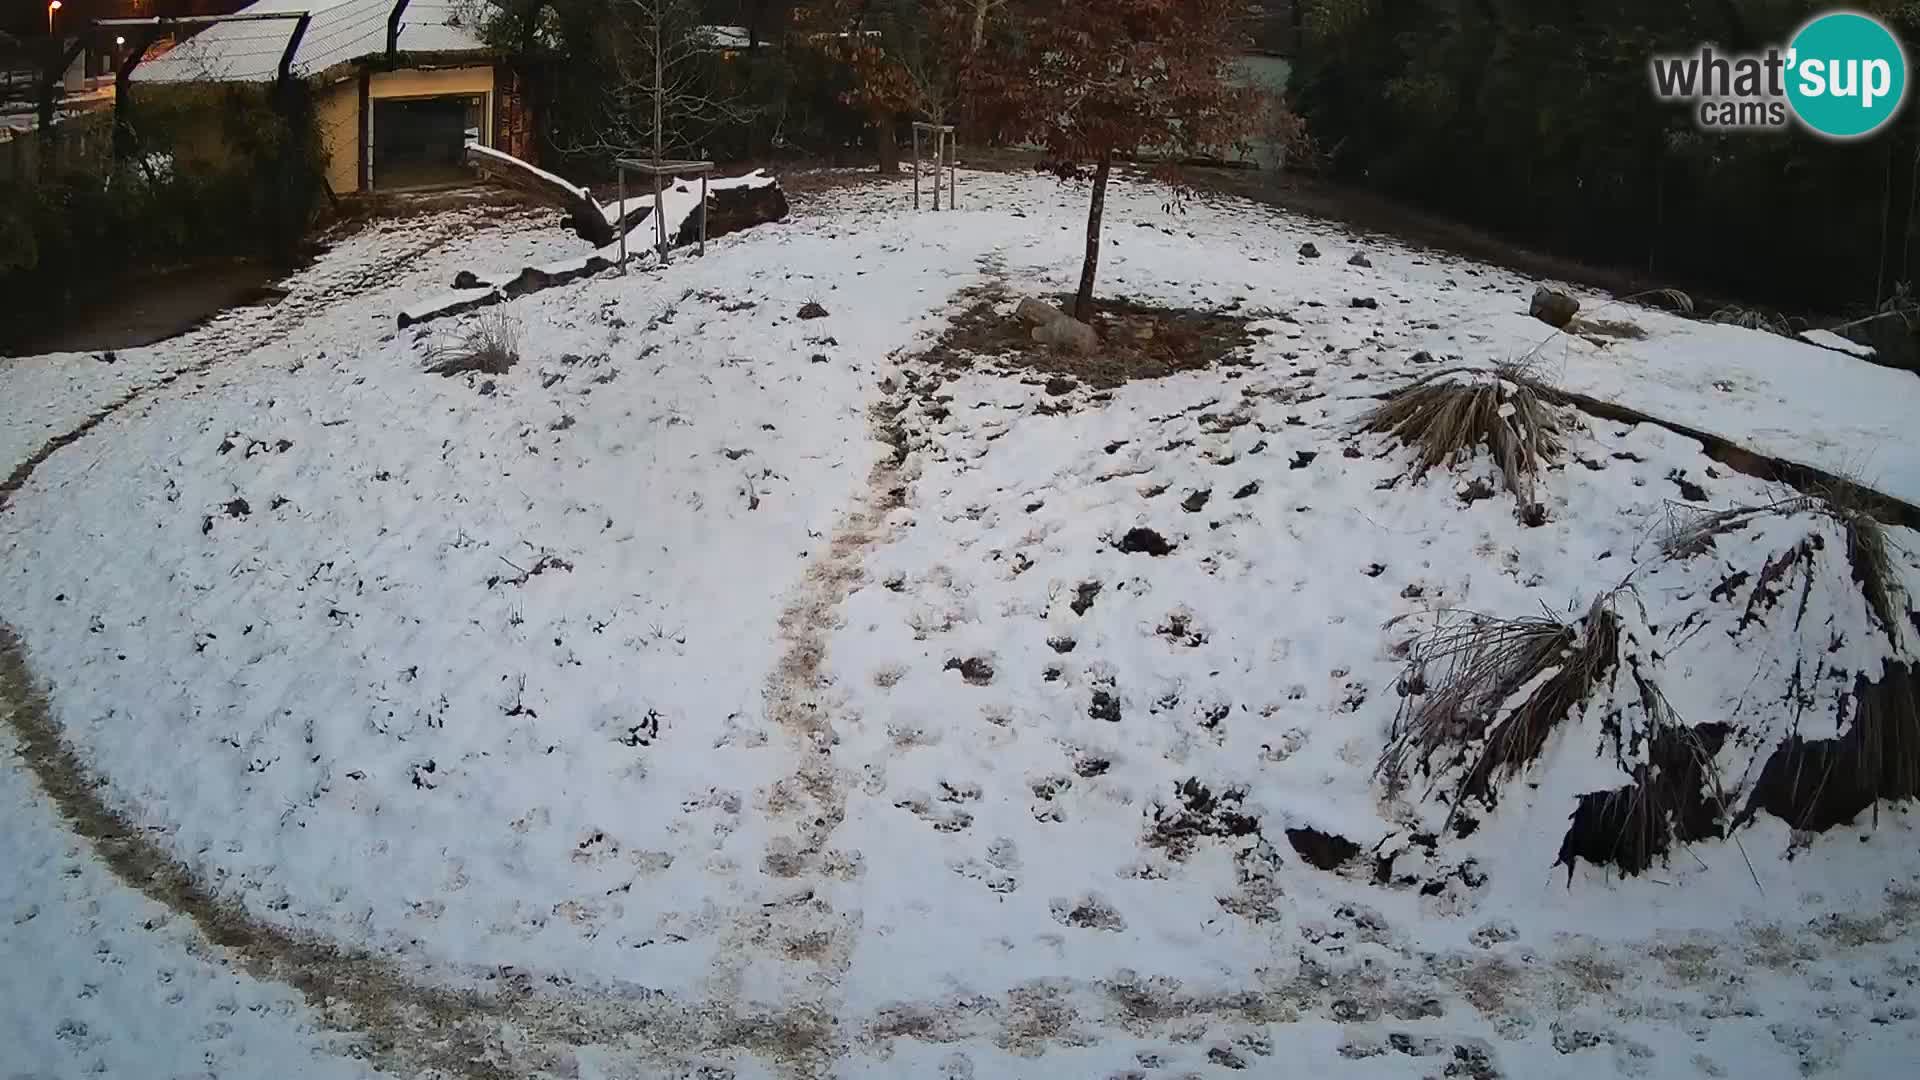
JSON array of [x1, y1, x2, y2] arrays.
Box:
[[911, 123, 920, 210], [617, 164, 627, 272], [932, 128, 941, 211], [949, 133, 957, 209], [698, 172, 708, 256]]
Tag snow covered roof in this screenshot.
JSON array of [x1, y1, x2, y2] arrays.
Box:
[[133, 0, 487, 84], [693, 25, 754, 50]]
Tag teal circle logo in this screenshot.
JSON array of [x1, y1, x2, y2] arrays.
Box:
[[1787, 11, 1908, 138]]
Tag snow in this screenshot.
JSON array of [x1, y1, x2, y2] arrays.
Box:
[[4, 170, 1920, 1077], [1800, 326, 1878, 358], [134, 0, 483, 84], [0, 727, 387, 1080]]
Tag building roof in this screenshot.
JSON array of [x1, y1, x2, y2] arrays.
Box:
[[133, 0, 486, 84]]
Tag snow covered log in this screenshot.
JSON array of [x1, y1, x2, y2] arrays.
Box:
[[466, 144, 613, 246], [397, 254, 618, 329], [396, 171, 788, 329], [604, 171, 790, 248]]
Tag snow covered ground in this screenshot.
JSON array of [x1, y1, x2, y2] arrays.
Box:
[[3, 169, 1920, 1078]]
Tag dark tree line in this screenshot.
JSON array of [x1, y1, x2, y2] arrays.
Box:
[[1290, 0, 1919, 314]]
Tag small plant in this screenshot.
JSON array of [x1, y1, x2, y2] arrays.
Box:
[[426, 312, 520, 376], [1358, 367, 1566, 501]]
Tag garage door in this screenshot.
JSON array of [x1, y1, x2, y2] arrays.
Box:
[[372, 95, 484, 190]]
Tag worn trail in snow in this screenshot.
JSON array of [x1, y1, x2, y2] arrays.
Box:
[[4, 172, 1920, 1079]]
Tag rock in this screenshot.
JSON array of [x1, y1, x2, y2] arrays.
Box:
[[452, 270, 485, 289], [1529, 286, 1580, 328], [1016, 297, 1066, 326], [798, 301, 829, 320], [1350, 297, 1379, 309], [1033, 316, 1098, 355], [1299, 242, 1322, 258], [1348, 252, 1372, 268]]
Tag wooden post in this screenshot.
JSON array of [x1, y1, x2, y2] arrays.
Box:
[[617, 164, 627, 272], [949, 133, 957, 209], [932, 128, 942, 211], [699, 172, 708, 256], [912, 123, 920, 210]]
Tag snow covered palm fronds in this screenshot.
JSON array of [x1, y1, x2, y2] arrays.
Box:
[[1391, 491, 1920, 876], [1359, 368, 1566, 503], [1382, 594, 1629, 815]]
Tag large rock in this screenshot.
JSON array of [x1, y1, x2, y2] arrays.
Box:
[[1017, 297, 1067, 326], [1530, 286, 1580, 328], [1033, 316, 1098, 355]]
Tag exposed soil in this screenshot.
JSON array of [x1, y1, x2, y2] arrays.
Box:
[[921, 286, 1257, 391], [3, 260, 288, 357], [1286, 827, 1362, 872]]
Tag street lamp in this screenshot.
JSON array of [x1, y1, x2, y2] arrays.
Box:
[[48, 2, 63, 36]]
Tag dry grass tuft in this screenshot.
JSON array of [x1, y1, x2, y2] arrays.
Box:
[[1656, 496, 1817, 560], [1381, 593, 1623, 814], [1710, 305, 1793, 336], [426, 312, 520, 376], [1359, 368, 1565, 501], [1838, 508, 1906, 649]]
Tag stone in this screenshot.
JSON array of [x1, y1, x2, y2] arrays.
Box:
[[1350, 297, 1379, 309], [798, 301, 830, 320], [1299, 242, 1321, 258], [1016, 297, 1066, 326], [1033, 316, 1098, 355], [452, 270, 485, 289], [1348, 252, 1373, 267], [1529, 286, 1580, 328]]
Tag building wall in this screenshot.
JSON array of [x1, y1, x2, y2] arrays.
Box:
[[315, 74, 360, 195], [311, 64, 497, 194]]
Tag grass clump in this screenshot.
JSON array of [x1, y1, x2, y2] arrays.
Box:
[[426, 312, 520, 376], [1359, 367, 1565, 502]]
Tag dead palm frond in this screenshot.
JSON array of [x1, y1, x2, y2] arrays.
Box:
[[1656, 496, 1817, 560], [1710, 305, 1792, 336], [1846, 512, 1904, 648], [1627, 287, 1696, 315], [426, 312, 520, 376], [1381, 593, 1625, 815], [1359, 369, 1565, 501]]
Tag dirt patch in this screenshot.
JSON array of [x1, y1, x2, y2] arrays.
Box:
[[1146, 778, 1262, 860], [944, 656, 996, 686], [921, 287, 1257, 391], [1116, 527, 1177, 556], [1286, 827, 1362, 871]]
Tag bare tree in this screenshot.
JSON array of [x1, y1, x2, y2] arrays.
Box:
[[580, 0, 749, 163]]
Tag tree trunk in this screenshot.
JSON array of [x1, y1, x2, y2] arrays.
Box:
[[876, 115, 900, 175], [1074, 149, 1113, 321], [1878, 109, 1919, 306]]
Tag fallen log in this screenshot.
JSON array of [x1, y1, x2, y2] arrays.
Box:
[[466, 144, 613, 246], [396, 173, 790, 329]]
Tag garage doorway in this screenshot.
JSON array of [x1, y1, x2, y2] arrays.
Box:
[[371, 94, 486, 190]]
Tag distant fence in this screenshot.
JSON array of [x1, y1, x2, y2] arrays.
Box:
[[1, 112, 114, 186]]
